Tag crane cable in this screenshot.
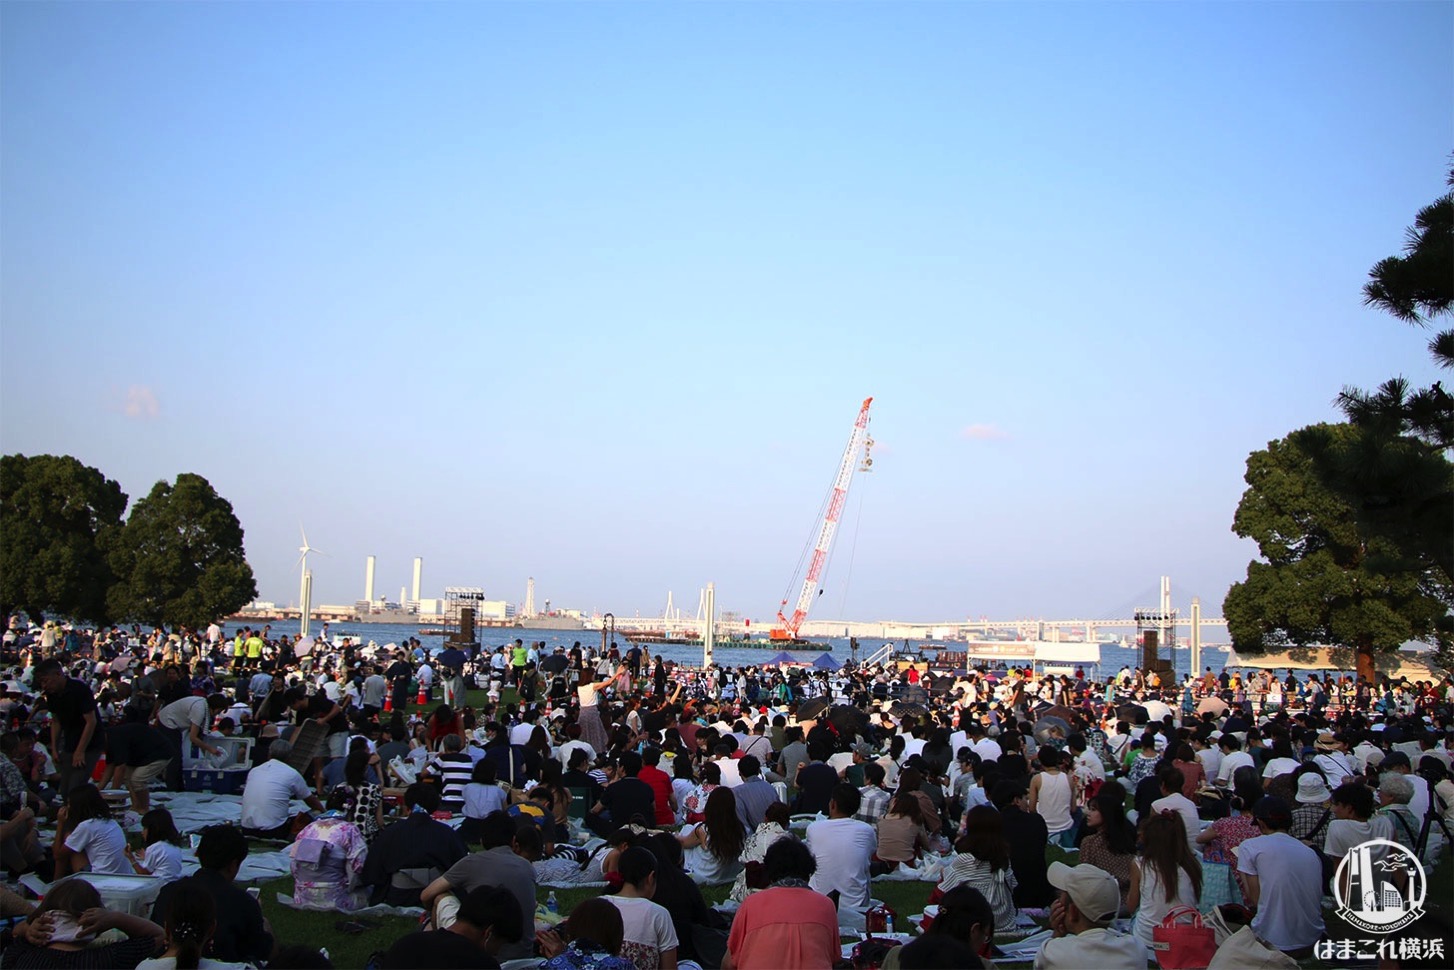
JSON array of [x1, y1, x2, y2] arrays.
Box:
[[835, 471, 870, 619]]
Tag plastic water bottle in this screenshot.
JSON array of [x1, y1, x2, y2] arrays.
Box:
[[885, 911, 895, 935], [546, 891, 558, 915]]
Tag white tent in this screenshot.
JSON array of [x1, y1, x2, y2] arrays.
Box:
[[1224, 646, 1446, 681]]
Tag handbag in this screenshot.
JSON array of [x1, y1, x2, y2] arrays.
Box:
[[1205, 926, 1298, 970], [1151, 904, 1217, 970]]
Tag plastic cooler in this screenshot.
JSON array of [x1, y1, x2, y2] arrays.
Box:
[[20, 872, 164, 916], [183, 766, 249, 794], [184, 735, 255, 769]]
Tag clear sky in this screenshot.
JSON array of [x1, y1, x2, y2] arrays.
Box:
[[2, 2, 1449, 624]]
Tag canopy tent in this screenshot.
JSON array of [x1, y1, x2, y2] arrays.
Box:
[[1032, 642, 1101, 665], [1224, 646, 1447, 681], [811, 652, 843, 671], [764, 651, 801, 666]]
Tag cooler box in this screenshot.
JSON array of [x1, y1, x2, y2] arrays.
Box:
[[183, 766, 249, 794], [20, 872, 163, 916], [185, 735, 255, 769]]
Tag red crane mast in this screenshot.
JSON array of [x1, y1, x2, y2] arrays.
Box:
[[771, 396, 874, 642]]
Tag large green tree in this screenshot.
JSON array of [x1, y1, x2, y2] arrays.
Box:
[[1340, 166, 1453, 448], [107, 472, 257, 629], [1223, 424, 1451, 683], [0, 454, 128, 624]]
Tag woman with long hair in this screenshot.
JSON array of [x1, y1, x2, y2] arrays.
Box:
[[936, 805, 1018, 934], [1078, 792, 1136, 910], [337, 736, 384, 843], [876, 791, 931, 866], [4, 878, 165, 969], [895, 766, 942, 835], [53, 784, 130, 877], [1128, 810, 1202, 946], [425, 703, 461, 746], [1170, 742, 1205, 800], [678, 785, 746, 885]]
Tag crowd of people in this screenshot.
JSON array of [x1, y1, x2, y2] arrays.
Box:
[[0, 616, 1451, 969]]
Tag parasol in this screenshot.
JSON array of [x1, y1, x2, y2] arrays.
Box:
[[1033, 715, 1071, 744], [1039, 704, 1077, 724], [795, 697, 831, 720], [437, 647, 468, 671], [1116, 702, 1149, 725], [1142, 700, 1173, 722], [890, 701, 929, 718], [540, 654, 570, 674], [1196, 696, 1229, 716], [293, 637, 315, 658]]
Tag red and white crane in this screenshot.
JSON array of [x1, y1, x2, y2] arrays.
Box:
[[771, 396, 874, 642]]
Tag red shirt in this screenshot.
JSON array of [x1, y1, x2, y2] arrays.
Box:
[[727, 886, 840, 969], [637, 765, 675, 825]]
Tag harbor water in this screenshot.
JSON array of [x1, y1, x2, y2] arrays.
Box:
[[309, 622, 1239, 681]]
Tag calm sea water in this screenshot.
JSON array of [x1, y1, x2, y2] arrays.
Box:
[[316, 622, 1235, 680]]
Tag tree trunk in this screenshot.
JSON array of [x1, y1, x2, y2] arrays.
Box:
[[1356, 641, 1377, 686]]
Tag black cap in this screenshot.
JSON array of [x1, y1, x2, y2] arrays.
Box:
[[1381, 752, 1412, 769]]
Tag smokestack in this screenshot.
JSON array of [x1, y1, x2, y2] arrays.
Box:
[[364, 556, 376, 604], [412, 558, 423, 604], [525, 577, 536, 617]]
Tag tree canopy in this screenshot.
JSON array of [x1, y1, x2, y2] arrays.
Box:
[[1223, 424, 1451, 682], [1341, 166, 1454, 448], [0, 454, 128, 624], [107, 473, 257, 629]]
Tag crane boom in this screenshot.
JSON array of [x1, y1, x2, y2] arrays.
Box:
[[773, 396, 874, 641]]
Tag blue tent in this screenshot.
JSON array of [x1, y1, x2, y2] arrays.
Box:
[[812, 652, 843, 670], [765, 651, 799, 666]]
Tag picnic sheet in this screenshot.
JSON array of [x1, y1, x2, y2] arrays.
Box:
[[273, 893, 425, 918]]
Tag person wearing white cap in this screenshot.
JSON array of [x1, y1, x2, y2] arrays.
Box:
[[1034, 862, 1146, 970], [1289, 771, 1333, 845]]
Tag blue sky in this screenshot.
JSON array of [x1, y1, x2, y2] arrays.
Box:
[[2, 2, 1449, 624]]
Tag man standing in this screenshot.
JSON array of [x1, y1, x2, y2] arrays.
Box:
[[361, 665, 388, 717], [510, 640, 528, 689], [386, 652, 414, 715], [156, 693, 229, 791], [805, 783, 876, 909], [34, 659, 105, 794]]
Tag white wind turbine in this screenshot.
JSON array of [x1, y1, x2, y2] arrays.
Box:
[[297, 525, 327, 637]]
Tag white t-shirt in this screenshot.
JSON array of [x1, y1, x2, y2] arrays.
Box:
[[462, 782, 508, 820], [1217, 750, 1254, 785], [1237, 832, 1324, 951], [65, 817, 130, 875], [158, 696, 210, 733], [1133, 858, 1197, 945], [240, 759, 312, 830], [1261, 757, 1300, 780], [137, 958, 253, 970], [142, 841, 186, 881], [714, 757, 743, 788], [1196, 746, 1222, 784], [606, 895, 678, 970], [806, 816, 877, 909], [1323, 818, 1376, 860]]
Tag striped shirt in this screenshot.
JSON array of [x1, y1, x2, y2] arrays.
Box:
[[427, 753, 475, 811]]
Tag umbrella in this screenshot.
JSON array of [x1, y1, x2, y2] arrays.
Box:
[[1034, 715, 1071, 744], [1196, 696, 1229, 716], [1116, 702, 1149, 725], [827, 704, 871, 739], [890, 701, 929, 718], [811, 653, 842, 671], [1142, 700, 1173, 722], [293, 637, 316, 658], [1040, 704, 1078, 724], [540, 653, 570, 674], [437, 647, 468, 671], [796, 697, 831, 720]]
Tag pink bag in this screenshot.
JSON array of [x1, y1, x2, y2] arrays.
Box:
[[1152, 905, 1217, 970]]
